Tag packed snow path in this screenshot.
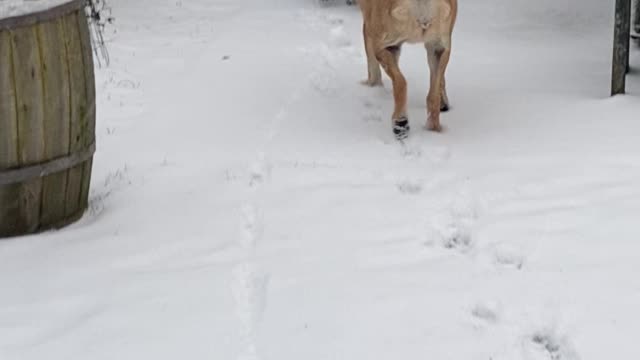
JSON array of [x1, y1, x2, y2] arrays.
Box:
[[1, 0, 640, 359]]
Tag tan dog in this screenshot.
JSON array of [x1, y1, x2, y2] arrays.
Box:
[[358, 0, 457, 138]]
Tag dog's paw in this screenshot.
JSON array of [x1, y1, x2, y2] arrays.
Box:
[[393, 118, 410, 140], [360, 78, 383, 87], [426, 119, 442, 132]]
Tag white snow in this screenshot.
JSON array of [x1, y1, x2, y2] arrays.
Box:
[[1, 0, 640, 359], [0, 0, 72, 19]]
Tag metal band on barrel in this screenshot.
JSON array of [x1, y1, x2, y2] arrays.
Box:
[[0, 143, 96, 186]]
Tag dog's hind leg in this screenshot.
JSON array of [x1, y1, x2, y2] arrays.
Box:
[[361, 23, 383, 86]]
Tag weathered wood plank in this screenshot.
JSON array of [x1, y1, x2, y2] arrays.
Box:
[[77, 12, 96, 210], [62, 11, 87, 219], [10, 26, 47, 233], [38, 18, 72, 226], [77, 12, 96, 147], [625, 0, 632, 73], [0, 32, 19, 169], [79, 158, 93, 210], [612, 0, 632, 95], [0, 31, 22, 236], [635, 0, 640, 35]]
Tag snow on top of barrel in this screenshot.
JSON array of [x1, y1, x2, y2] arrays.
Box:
[[0, 0, 74, 20]]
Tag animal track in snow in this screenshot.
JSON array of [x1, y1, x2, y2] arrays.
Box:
[[400, 143, 423, 159], [328, 25, 352, 48], [396, 180, 423, 195], [309, 70, 339, 96], [526, 329, 580, 360], [426, 212, 474, 252], [398, 142, 451, 163], [493, 248, 525, 270], [240, 205, 263, 250], [362, 99, 383, 122], [298, 11, 360, 97], [296, 8, 343, 29], [425, 194, 479, 253], [427, 146, 452, 163], [248, 153, 271, 188], [471, 301, 501, 324], [305, 38, 357, 96], [475, 238, 529, 271], [532, 332, 562, 359], [236, 344, 260, 360], [231, 262, 270, 360], [231, 263, 270, 326]]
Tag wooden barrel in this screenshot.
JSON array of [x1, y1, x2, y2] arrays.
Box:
[[0, 0, 96, 238]]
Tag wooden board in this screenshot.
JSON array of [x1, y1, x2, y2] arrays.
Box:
[[0, 31, 22, 236], [37, 18, 72, 226], [61, 11, 88, 219], [77, 12, 96, 211]]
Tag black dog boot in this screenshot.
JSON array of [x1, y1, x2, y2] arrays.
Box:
[[393, 117, 410, 140]]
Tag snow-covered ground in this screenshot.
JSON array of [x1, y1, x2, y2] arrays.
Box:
[[1, 0, 640, 359]]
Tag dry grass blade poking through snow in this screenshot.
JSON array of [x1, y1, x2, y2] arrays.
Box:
[[84, 0, 114, 67]]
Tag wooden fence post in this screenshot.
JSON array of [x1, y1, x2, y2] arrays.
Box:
[[612, 0, 632, 95]]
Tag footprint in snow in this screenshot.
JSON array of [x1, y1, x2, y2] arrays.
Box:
[[425, 214, 474, 252], [471, 301, 501, 324], [362, 99, 383, 122], [396, 180, 423, 195], [248, 153, 271, 188], [231, 263, 270, 325], [309, 70, 339, 96], [525, 329, 580, 360], [427, 145, 452, 163], [240, 205, 263, 250], [424, 195, 479, 253], [401, 143, 423, 159], [328, 25, 352, 48], [477, 241, 527, 271], [403, 143, 451, 163], [231, 262, 270, 360], [494, 248, 526, 270]]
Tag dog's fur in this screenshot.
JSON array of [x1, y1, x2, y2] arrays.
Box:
[[358, 0, 457, 134]]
